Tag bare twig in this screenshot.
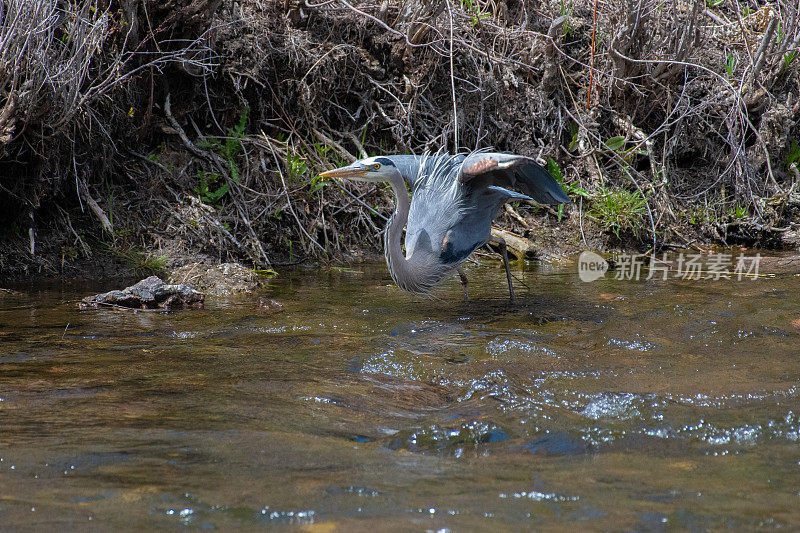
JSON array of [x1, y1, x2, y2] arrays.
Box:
[[76, 177, 113, 234], [587, 0, 599, 108], [446, 0, 458, 150], [751, 16, 778, 84]]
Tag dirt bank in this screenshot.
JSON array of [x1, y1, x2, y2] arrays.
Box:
[[1, 0, 799, 282]]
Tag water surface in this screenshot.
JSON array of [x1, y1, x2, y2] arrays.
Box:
[[1, 256, 799, 530]]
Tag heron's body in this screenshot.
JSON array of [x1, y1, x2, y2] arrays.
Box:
[[320, 151, 570, 300]]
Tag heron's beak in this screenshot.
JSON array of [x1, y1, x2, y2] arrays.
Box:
[[318, 167, 368, 179]]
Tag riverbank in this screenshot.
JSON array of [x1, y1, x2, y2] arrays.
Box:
[[1, 1, 798, 282]]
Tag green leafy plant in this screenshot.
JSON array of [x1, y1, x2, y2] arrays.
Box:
[[287, 151, 308, 183], [784, 51, 798, 68], [603, 135, 649, 163], [724, 53, 736, 78], [196, 170, 230, 204], [728, 205, 748, 220], [568, 121, 579, 151], [61, 245, 79, 266], [211, 109, 248, 156], [547, 157, 590, 198], [312, 142, 330, 158], [460, 0, 490, 26], [471, 10, 490, 26], [546, 157, 562, 187], [559, 0, 575, 37], [312, 141, 348, 172], [132, 252, 168, 276], [147, 141, 167, 162], [547, 157, 588, 221], [286, 238, 294, 263], [7, 223, 22, 237], [588, 186, 647, 239], [605, 136, 626, 151], [706, 0, 724, 7], [684, 204, 720, 226], [308, 173, 328, 194], [787, 139, 800, 170], [197, 108, 249, 202]]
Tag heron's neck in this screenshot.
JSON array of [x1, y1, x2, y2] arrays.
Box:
[[385, 174, 410, 269], [383, 174, 446, 294]]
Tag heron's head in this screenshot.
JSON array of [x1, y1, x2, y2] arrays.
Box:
[[318, 157, 399, 183]]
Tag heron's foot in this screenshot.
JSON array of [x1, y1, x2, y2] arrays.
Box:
[[457, 267, 469, 301]]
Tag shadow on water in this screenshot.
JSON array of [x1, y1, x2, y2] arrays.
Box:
[[1, 256, 799, 529]]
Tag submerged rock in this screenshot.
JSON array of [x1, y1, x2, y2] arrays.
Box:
[[257, 297, 284, 314], [79, 276, 204, 310]]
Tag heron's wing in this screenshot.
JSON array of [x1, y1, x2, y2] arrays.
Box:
[[403, 155, 462, 259], [459, 152, 570, 205], [485, 185, 532, 202]]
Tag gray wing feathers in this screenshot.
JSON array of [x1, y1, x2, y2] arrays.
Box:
[[485, 185, 532, 202], [515, 158, 571, 204], [460, 152, 570, 205]]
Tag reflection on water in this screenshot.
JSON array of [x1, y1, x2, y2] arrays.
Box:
[[1, 256, 799, 529]]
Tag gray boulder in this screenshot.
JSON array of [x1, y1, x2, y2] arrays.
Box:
[[80, 276, 204, 310]]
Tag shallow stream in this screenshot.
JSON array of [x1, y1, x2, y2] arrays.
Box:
[[1, 255, 799, 530]]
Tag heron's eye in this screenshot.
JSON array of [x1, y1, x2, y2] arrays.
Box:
[[371, 163, 381, 171]]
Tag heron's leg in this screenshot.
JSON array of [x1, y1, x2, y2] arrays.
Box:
[[489, 235, 515, 303], [457, 267, 469, 301]]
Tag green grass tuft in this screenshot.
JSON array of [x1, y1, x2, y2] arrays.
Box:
[[588, 186, 647, 239], [105, 243, 168, 277]]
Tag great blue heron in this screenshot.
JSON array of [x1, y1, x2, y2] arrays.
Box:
[[319, 151, 570, 301]]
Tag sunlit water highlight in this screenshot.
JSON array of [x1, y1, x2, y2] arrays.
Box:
[[1, 256, 799, 529]]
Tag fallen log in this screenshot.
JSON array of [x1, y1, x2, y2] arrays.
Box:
[[490, 227, 537, 260]]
